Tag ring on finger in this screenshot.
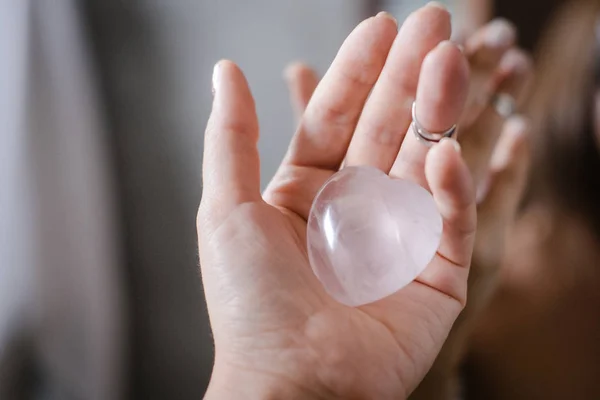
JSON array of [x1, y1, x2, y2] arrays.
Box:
[[491, 93, 517, 118], [411, 101, 458, 147]]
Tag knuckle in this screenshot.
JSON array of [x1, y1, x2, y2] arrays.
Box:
[[221, 121, 258, 140], [338, 62, 378, 89], [359, 119, 405, 147]]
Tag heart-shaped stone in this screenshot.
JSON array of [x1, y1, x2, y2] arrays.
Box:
[[307, 166, 443, 306]]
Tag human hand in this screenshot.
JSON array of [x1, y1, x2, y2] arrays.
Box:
[[199, 5, 475, 399], [446, 18, 533, 348], [286, 16, 533, 318], [285, 17, 534, 399], [412, 19, 533, 399]]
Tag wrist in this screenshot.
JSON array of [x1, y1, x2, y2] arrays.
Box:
[[205, 359, 330, 400]]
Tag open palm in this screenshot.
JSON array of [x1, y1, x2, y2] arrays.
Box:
[[285, 17, 534, 399], [199, 5, 476, 399]]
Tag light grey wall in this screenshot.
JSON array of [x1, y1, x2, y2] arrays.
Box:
[[145, 1, 364, 187]]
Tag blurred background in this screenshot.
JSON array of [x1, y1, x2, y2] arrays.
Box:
[[1, 0, 595, 399]]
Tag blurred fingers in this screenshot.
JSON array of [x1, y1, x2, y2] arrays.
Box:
[[285, 62, 319, 122], [461, 48, 533, 186], [473, 116, 530, 267], [494, 48, 534, 105], [462, 19, 517, 127], [453, 0, 493, 43], [479, 116, 530, 221], [465, 19, 516, 68]]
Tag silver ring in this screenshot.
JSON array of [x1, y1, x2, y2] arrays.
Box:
[[411, 102, 457, 146], [492, 93, 517, 118]]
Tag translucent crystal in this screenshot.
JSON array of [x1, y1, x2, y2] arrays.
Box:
[[307, 166, 443, 306]]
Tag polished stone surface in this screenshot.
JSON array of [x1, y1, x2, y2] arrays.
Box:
[[307, 166, 443, 306]]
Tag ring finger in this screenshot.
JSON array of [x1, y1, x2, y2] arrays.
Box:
[[344, 3, 452, 172], [389, 42, 469, 190]]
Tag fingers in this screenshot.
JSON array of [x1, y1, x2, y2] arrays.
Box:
[[461, 48, 533, 186], [389, 42, 469, 190], [479, 116, 530, 221], [283, 13, 398, 170], [462, 19, 517, 127], [474, 116, 530, 267], [284, 62, 319, 122], [494, 48, 534, 105], [465, 19, 516, 68], [345, 3, 451, 171], [266, 14, 396, 219], [453, 0, 493, 43], [200, 61, 262, 219], [416, 139, 477, 304]]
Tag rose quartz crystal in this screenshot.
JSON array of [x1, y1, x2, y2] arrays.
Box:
[[307, 166, 443, 306]]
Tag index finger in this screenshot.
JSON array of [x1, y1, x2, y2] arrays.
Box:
[[283, 13, 398, 171]]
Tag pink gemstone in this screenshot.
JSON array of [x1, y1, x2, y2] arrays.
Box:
[[307, 166, 443, 306]]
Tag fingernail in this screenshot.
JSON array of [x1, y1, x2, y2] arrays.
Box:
[[427, 1, 449, 12], [440, 137, 462, 153], [491, 115, 528, 168], [505, 115, 529, 136], [457, 44, 465, 54], [499, 50, 530, 75], [436, 40, 456, 51], [484, 19, 516, 48], [283, 64, 296, 82], [476, 175, 491, 204], [212, 61, 221, 96], [376, 11, 397, 26]]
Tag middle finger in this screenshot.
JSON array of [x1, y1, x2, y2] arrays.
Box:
[[344, 3, 452, 172]]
